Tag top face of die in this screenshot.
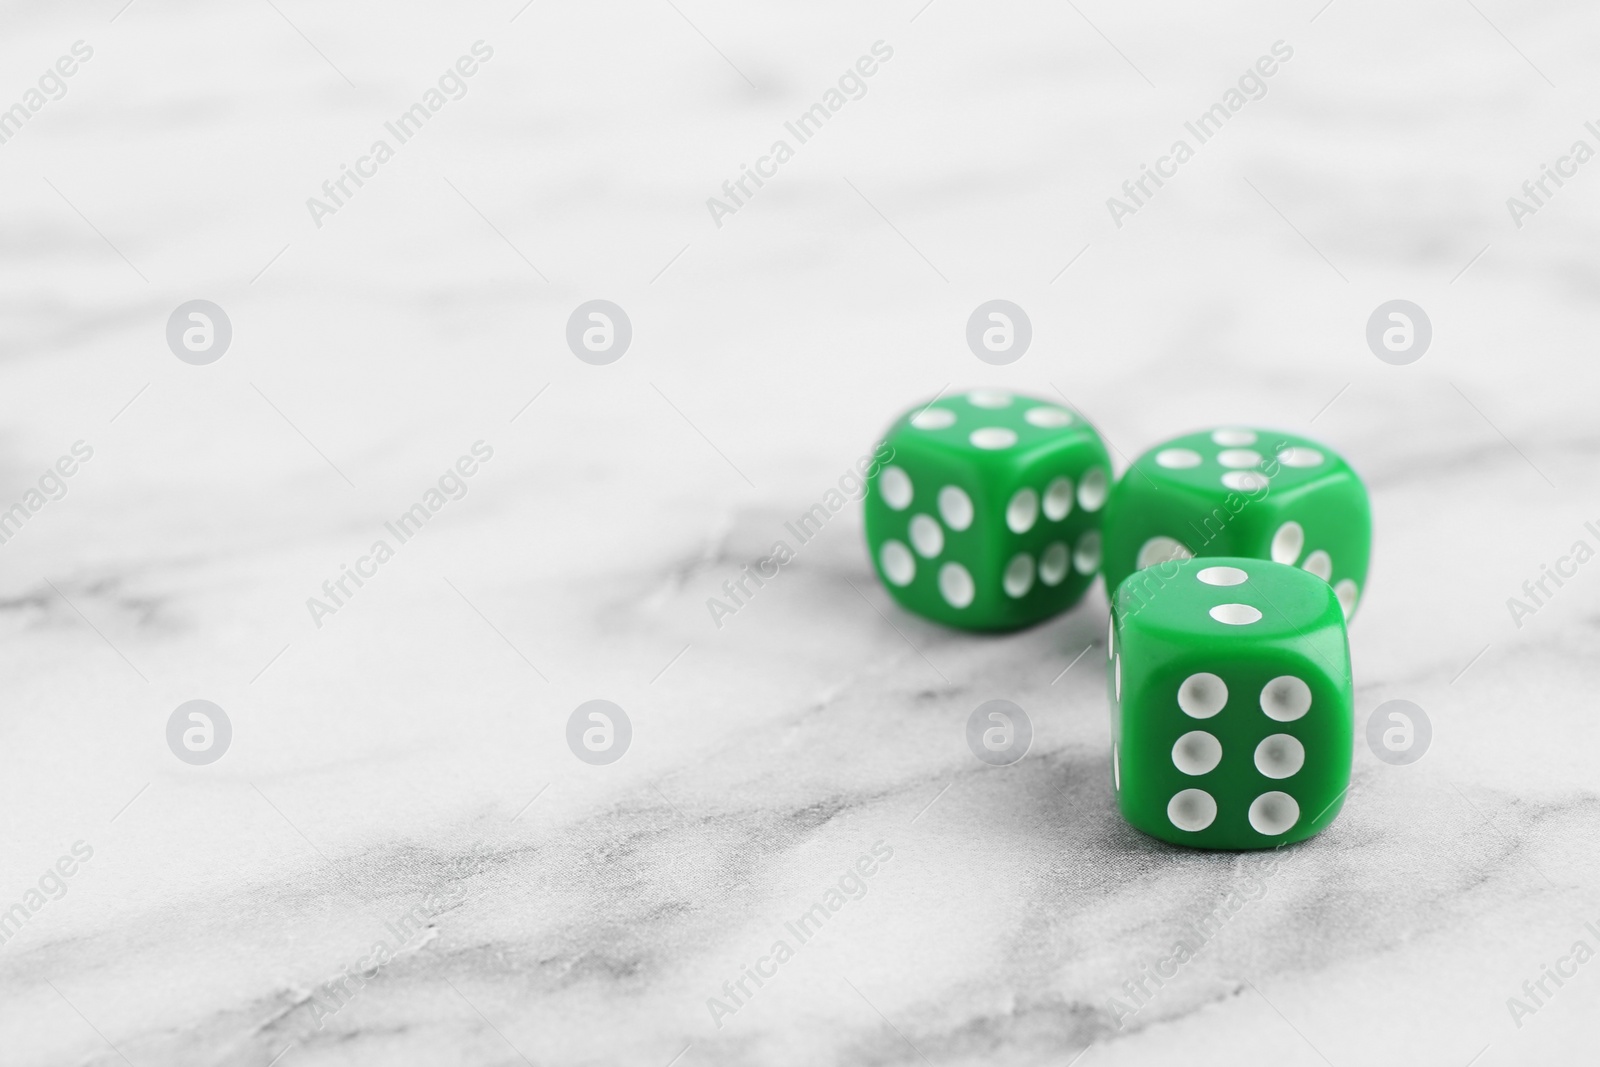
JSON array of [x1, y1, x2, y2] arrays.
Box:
[[1129, 427, 1352, 498], [888, 390, 1101, 463], [1114, 556, 1345, 645]]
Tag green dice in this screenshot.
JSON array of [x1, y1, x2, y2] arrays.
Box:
[[1108, 556, 1353, 849], [863, 390, 1111, 631], [1102, 428, 1371, 621]]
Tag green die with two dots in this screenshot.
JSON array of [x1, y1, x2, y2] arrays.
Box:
[[1102, 428, 1371, 621], [863, 390, 1111, 631], [1108, 556, 1353, 849]]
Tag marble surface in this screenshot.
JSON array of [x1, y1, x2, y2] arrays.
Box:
[[3, 0, 1599, 1064]]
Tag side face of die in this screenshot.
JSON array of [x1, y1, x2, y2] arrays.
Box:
[[1107, 557, 1353, 849], [864, 389, 1112, 631], [1103, 428, 1371, 621]]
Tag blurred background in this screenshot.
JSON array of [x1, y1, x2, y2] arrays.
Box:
[[1, 0, 1597, 1064]]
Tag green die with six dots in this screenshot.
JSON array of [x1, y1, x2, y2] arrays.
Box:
[[1108, 556, 1354, 849]]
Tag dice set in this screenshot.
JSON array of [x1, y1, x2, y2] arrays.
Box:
[[862, 391, 1371, 850]]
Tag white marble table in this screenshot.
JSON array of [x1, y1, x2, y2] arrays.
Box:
[[2, 0, 1598, 1063]]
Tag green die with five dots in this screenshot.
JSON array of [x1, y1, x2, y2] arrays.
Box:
[[1102, 428, 1371, 621], [1108, 556, 1353, 849], [864, 390, 1111, 631]]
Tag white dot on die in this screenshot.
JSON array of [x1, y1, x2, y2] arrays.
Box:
[[1222, 471, 1268, 492], [909, 514, 943, 558], [1113, 743, 1121, 791], [910, 407, 956, 430], [1177, 672, 1228, 718], [1003, 554, 1035, 598], [1107, 614, 1116, 660], [968, 389, 1012, 409], [1025, 406, 1073, 428], [1255, 734, 1305, 779], [939, 562, 975, 608], [1217, 449, 1263, 469], [1074, 531, 1102, 574], [880, 466, 913, 510], [1302, 549, 1332, 581], [1006, 488, 1039, 533], [1077, 468, 1109, 511], [1210, 603, 1263, 625], [1212, 429, 1257, 446], [1249, 791, 1300, 836], [1043, 477, 1074, 521], [1138, 536, 1192, 569], [1156, 448, 1201, 469], [1260, 676, 1311, 721], [1168, 789, 1218, 832], [1172, 730, 1223, 775], [938, 486, 973, 531], [1278, 446, 1324, 468], [970, 427, 1017, 450], [879, 541, 914, 586], [1039, 542, 1068, 586], [1335, 579, 1359, 619], [1271, 521, 1304, 564], [1197, 565, 1248, 587]]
